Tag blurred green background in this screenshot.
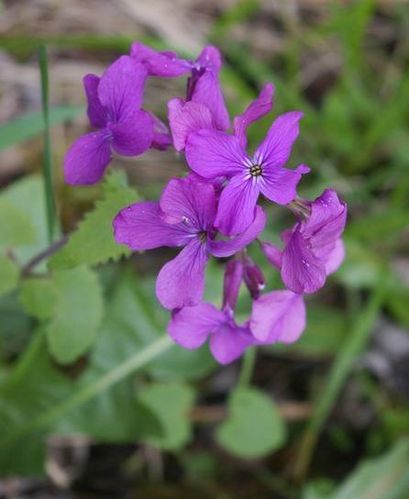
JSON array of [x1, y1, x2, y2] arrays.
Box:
[[1, 0, 409, 498]]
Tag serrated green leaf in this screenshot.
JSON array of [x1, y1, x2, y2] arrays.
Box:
[[0, 255, 19, 296], [0, 199, 36, 247], [50, 172, 138, 269], [138, 382, 195, 450], [216, 388, 286, 458], [45, 267, 103, 364], [19, 278, 57, 320], [0, 106, 83, 150]]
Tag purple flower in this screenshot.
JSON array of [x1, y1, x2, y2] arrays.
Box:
[[130, 42, 190, 77], [262, 189, 347, 294], [64, 56, 154, 185], [131, 43, 229, 140], [168, 303, 255, 365], [185, 85, 309, 235], [250, 290, 306, 343], [113, 176, 266, 310]]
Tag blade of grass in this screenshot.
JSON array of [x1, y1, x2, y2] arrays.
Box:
[[292, 274, 389, 481], [38, 45, 55, 244], [0, 106, 83, 150], [1, 334, 173, 445]]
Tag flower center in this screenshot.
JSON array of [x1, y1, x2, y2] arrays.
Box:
[[199, 231, 207, 243], [249, 164, 263, 177]]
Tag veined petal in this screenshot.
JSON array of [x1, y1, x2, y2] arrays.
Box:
[[210, 206, 266, 256], [98, 56, 147, 122], [64, 130, 111, 185], [185, 129, 246, 179], [111, 109, 153, 156], [83, 74, 107, 128], [113, 201, 190, 250], [259, 163, 309, 205], [156, 238, 209, 310], [191, 70, 230, 131], [304, 189, 347, 258], [214, 174, 260, 236], [159, 177, 216, 230], [130, 42, 190, 77], [254, 111, 303, 168], [325, 238, 345, 275], [233, 83, 275, 149], [168, 302, 226, 350], [281, 229, 326, 294], [168, 98, 214, 151], [210, 324, 254, 365], [250, 290, 306, 343]]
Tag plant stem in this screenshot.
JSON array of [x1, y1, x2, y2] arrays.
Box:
[[238, 346, 257, 388], [38, 45, 55, 244], [21, 235, 68, 277]]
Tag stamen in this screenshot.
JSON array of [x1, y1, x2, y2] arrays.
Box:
[[249, 164, 263, 177]]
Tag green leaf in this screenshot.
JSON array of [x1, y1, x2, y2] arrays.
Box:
[[0, 255, 19, 296], [0, 106, 83, 150], [216, 387, 286, 458], [331, 439, 409, 499], [19, 278, 57, 320], [50, 171, 138, 269], [0, 199, 36, 247], [106, 272, 215, 380], [138, 382, 195, 450], [1, 176, 50, 265], [45, 267, 103, 364]]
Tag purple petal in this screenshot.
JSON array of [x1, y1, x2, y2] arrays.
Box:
[[304, 189, 347, 260], [168, 302, 225, 349], [260, 241, 282, 269], [281, 229, 326, 294], [196, 45, 223, 71], [185, 129, 246, 179], [130, 42, 190, 77], [64, 131, 111, 185], [250, 290, 306, 343], [214, 174, 260, 236], [168, 98, 214, 151], [159, 177, 216, 230], [233, 83, 275, 149], [110, 109, 153, 156], [325, 238, 345, 275], [156, 238, 209, 310], [210, 206, 266, 256], [210, 323, 254, 365], [191, 70, 230, 131], [254, 111, 303, 168], [222, 259, 244, 311], [98, 56, 147, 122], [149, 113, 172, 150], [242, 257, 265, 300], [83, 74, 107, 128], [113, 201, 190, 250], [259, 163, 309, 205]]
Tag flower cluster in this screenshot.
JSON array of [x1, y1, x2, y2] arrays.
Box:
[[64, 43, 347, 365]]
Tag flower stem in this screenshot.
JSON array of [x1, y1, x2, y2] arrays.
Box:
[[238, 346, 257, 388], [38, 44, 56, 244]]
